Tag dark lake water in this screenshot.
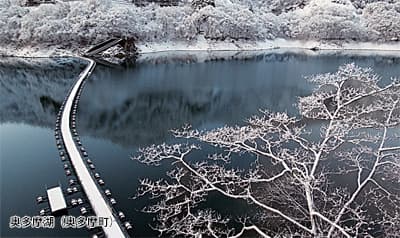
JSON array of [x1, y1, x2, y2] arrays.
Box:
[[1, 52, 400, 237]]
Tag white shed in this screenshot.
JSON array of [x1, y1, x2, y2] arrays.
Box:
[[47, 186, 67, 213]]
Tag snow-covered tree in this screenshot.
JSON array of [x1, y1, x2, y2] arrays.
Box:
[[133, 64, 400, 237], [1, 0, 400, 52], [181, 0, 282, 40], [362, 1, 400, 41], [288, 0, 370, 41]]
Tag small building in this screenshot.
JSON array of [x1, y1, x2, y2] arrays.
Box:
[[46, 186, 67, 214]]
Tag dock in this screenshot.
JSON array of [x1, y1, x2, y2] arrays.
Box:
[[85, 38, 123, 57], [60, 57, 128, 237]]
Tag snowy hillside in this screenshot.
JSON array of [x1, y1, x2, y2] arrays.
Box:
[[1, 0, 399, 55]]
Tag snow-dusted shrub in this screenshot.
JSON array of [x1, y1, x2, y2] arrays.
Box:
[[362, 2, 400, 41], [289, 0, 370, 41]]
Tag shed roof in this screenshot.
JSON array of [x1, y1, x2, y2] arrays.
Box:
[[47, 186, 67, 213]]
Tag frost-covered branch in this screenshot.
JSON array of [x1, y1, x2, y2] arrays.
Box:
[[133, 64, 400, 237]]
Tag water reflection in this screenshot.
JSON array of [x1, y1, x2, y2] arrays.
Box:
[[1, 53, 400, 149], [1, 53, 400, 237], [76, 52, 400, 237], [0, 57, 87, 237], [0, 57, 84, 126], [78, 52, 400, 147]]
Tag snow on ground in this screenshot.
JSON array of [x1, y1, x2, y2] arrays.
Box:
[[2, 36, 399, 59], [136, 37, 400, 62], [138, 36, 400, 53]]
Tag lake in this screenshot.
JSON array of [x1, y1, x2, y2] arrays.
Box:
[[1, 51, 399, 237]]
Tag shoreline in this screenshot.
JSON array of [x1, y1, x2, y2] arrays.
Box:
[[1, 38, 400, 59], [138, 38, 400, 54]]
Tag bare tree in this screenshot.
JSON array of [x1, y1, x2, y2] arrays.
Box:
[[132, 64, 400, 237]]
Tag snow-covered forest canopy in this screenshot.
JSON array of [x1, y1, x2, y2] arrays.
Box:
[[1, 0, 399, 52]]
